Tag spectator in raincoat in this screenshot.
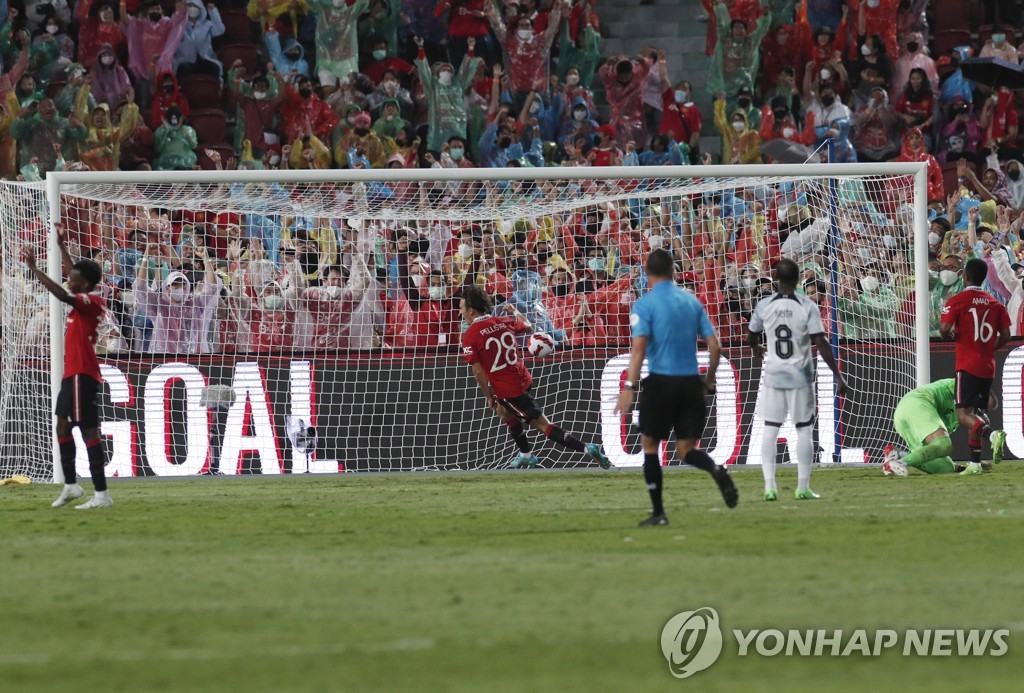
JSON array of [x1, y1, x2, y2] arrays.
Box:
[[76, 0, 126, 68], [10, 97, 87, 173], [307, 0, 368, 94], [484, 0, 562, 107], [229, 63, 285, 156], [599, 55, 652, 150], [121, 0, 187, 92], [892, 127, 943, 202], [148, 70, 189, 129], [89, 43, 133, 108], [558, 5, 601, 90], [153, 106, 198, 169], [173, 0, 225, 81], [413, 34, 481, 153], [890, 32, 937, 102], [807, 82, 856, 162], [707, 0, 770, 105], [714, 93, 761, 164], [279, 74, 339, 143], [135, 244, 222, 354], [80, 102, 139, 170], [264, 27, 310, 83]]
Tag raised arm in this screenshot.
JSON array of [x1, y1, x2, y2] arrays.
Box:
[[19, 245, 74, 305]]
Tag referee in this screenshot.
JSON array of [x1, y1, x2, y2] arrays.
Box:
[[614, 249, 739, 525]]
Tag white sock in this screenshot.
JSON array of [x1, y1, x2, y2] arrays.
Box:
[[761, 426, 779, 492], [96, 490, 110, 500], [796, 425, 814, 492], [990, 430, 1001, 444]]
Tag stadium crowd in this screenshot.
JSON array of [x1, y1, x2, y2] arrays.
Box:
[[5, 0, 1024, 354]]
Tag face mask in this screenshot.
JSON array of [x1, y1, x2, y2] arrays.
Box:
[[517, 29, 532, 40], [450, 147, 464, 161], [355, 127, 369, 136], [588, 257, 604, 272], [286, 52, 301, 62], [782, 126, 795, 138], [993, 33, 1006, 45], [150, 12, 162, 22], [647, 234, 664, 250], [269, 154, 281, 165], [551, 283, 569, 297], [820, 69, 831, 81], [572, 109, 586, 121], [867, 0, 879, 7], [101, 55, 115, 66], [458, 243, 473, 259], [187, 7, 200, 19], [732, 120, 744, 132], [46, 24, 59, 34], [861, 43, 872, 56], [264, 295, 284, 311], [530, 101, 542, 114], [821, 94, 836, 107], [928, 231, 941, 245], [906, 42, 919, 53], [428, 286, 446, 300], [741, 277, 756, 290], [1010, 169, 1021, 181], [510, 258, 526, 271], [383, 80, 398, 91], [860, 276, 879, 293], [674, 90, 687, 103], [411, 273, 425, 287], [567, 74, 580, 86], [939, 269, 959, 286], [438, 71, 453, 86], [167, 287, 187, 302], [253, 90, 267, 100], [322, 285, 343, 299], [168, 115, 180, 127], [373, 49, 386, 60]]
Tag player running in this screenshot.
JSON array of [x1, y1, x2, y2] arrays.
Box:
[[460, 285, 611, 469], [938, 258, 1009, 475], [883, 378, 1000, 476], [21, 230, 113, 509], [747, 259, 848, 501]]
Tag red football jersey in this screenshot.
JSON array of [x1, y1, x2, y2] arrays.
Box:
[[940, 287, 1010, 378], [65, 293, 106, 381], [461, 316, 532, 399]]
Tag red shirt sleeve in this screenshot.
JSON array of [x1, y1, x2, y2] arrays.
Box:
[[461, 328, 479, 364]]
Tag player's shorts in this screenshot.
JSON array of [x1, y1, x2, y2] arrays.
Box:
[[955, 371, 993, 410], [54, 374, 101, 428], [757, 386, 816, 427], [638, 374, 706, 441], [497, 390, 543, 423], [894, 394, 947, 452]]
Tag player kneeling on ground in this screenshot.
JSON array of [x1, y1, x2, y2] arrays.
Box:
[[884, 378, 1002, 476], [460, 285, 611, 470], [21, 230, 113, 509]]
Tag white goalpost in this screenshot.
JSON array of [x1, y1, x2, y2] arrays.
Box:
[[0, 163, 929, 482]]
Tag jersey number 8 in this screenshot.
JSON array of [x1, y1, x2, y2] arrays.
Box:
[[774, 324, 794, 359]]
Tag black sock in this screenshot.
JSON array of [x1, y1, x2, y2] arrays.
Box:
[[505, 419, 532, 453], [684, 448, 716, 474], [58, 436, 76, 484], [643, 453, 664, 515], [545, 425, 587, 453], [86, 440, 108, 492], [969, 440, 982, 465]]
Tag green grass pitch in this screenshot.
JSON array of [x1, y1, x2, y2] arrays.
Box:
[[2, 465, 1022, 692]]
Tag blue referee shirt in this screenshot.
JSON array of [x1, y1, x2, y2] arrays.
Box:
[[630, 281, 716, 376]]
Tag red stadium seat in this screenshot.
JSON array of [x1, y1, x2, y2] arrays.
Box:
[[189, 108, 228, 145], [930, 0, 973, 33], [218, 9, 256, 44], [179, 74, 223, 110], [218, 43, 260, 76], [931, 30, 974, 59]]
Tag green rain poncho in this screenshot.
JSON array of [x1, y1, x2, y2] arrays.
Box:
[[416, 51, 481, 153], [153, 122, 199, 170], [707, 2, 771, 101], [358, 0, 401, 57], [308, 0, 369, 81], [558, 23, 601, 89]]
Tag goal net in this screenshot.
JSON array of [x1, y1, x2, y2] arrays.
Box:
[[0, 164, 929, 482]]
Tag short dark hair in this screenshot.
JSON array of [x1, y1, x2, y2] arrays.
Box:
[[462, 284, 493, 314], [645, 248, 674, 278], [965, 258, 988, 285], [775, 258, 799, 286], [73, 259, 102, 288]]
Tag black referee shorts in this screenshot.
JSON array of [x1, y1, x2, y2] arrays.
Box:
[[55, 374, 101, 428], [955, 370, 993, 411], [638, 374, 707, 442]]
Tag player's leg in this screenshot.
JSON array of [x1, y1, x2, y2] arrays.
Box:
[[51, 377, 83, 508], [955, 372, 1001, 475], [675, 378, 738, 509], [521, 390, 611, 468], [892, 399, 953, 475], [905, 432, 956, 474], [791, 389, 819, 499], [636, 376, 671, 524], [71, 377, 113, 509], [493, 401, 537, 468], [756, 386, 786, 500]]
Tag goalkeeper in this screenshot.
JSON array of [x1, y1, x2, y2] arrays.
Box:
[[883, 378, 998, 476]]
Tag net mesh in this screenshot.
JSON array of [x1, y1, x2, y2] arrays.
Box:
[[0, 169, 922, 481]]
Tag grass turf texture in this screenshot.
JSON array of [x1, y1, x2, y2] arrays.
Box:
[[2, 465, 1022, 692]]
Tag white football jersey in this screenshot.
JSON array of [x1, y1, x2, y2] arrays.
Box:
[[749, 293, 825, 389]]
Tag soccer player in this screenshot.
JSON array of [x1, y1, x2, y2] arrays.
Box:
[[748, 259, 848, 501], [614, 249, 738, 526], [883, 378, 1000, 476], [938, 258, 1010, 475], [459, 285, 611, 469], [21, 232, 113, 509]]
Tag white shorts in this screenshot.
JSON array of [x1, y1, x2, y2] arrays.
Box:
[[758, 386, 815, 426]]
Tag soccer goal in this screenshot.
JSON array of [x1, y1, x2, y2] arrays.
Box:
[[0, 163, 929, 482]]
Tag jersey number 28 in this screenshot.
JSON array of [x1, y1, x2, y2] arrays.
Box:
[[485, 332, 518, 372]]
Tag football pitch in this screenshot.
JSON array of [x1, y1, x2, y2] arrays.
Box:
[[2, 465, 1022, 692]]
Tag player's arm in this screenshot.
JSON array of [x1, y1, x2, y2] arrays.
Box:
[[937, 320, 953, 339], [55, 223, 75, 275], [938, 299, 956, 339], [996, 326, 1011, 351], [469, 361, 496, 410], [614, 334, 647, 415], [502, 303, 532, 331], [703, 334, 721, 394], [19, 245, 75, 306], [746, 328, 764, 359], [811, 334, 849, 396]]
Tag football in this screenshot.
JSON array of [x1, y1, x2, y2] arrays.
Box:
[[527, 332, 556, 357]]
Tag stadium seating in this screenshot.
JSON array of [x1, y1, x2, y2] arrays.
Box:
[[189, 108, 228, 145]]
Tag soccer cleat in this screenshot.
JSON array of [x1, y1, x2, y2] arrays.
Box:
[[882, 459, 908, 477], [75, 492, 113, 510], [51, 484, 83, 508], [508, 452, 539, 469], [959, 462, 984, 476], [585, 443, 612, 469], [794, 489, 821, 500], [763, 489, 778, 502], [991, 430, 1006, 465], [712, 465, 739, 508], [638, 513, 669, 526]]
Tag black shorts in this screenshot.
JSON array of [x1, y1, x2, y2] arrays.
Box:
[[497, 390, 544, 423], [955, 371, 993, 410], [638, 374, 707, 441], [55, 374, 101, 428]]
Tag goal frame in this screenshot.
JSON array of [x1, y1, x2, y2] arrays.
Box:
[[43, 163, 930, 481]]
